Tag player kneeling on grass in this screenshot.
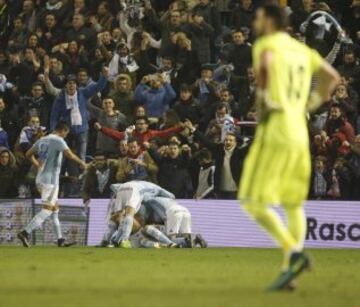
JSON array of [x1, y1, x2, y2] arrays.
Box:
[[17, 122, 87, 247], [103, 180, 176, 248], [144, 196, 207, 248]]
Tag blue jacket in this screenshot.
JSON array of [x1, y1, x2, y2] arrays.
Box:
[[50, 75, 107, 134], [134, 82, 176, 117], [0, 129, 9, 149]]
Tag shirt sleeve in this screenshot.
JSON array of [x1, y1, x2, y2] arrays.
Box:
[[55, 138, 70, 152], [31, 139, 41, 153]]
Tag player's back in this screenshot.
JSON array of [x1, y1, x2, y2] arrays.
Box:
[[253, 32, 322, 145], [34, 134, 68, 185]]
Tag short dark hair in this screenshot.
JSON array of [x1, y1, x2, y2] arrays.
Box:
[[135, 116, 149, 124], [197, 148, 212, 161], [32, 81, 43, 89], [261, 5, 287, 30], [54, 121, 69, 132], [180, 83, 192, 92], [78, 68, 88, 74], [127, 138, 139, 145], [94, 151, 107, 158], [217, 103, 229, 112]]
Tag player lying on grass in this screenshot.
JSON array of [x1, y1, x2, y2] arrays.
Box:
[[17, 122, 87, 247], [239, 5, 340, 291], [103, 180, 176, 248]]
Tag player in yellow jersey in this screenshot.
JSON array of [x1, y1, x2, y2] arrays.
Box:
[[239, 5, 340, 291]]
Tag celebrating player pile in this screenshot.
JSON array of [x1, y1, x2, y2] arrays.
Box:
[[239, 5, 340, 291], [100, 180, 207, 249]]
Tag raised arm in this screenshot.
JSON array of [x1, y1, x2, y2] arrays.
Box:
[[95, 122, 125, 141], [82, 67, 109, 99]]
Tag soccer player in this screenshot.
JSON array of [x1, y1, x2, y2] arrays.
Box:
[[107, 180, 176, 248], [144, 196, 207, 248], [17, 122, 87, 247], [238, 5, 340, 290]]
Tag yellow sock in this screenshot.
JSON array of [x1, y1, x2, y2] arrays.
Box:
[[244, 205, 297, 255], [281, 206, 306, 270]]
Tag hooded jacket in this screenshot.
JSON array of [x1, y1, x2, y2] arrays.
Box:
[[0, 147, 18, 197]]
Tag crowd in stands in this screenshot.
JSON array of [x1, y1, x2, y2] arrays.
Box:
[[0, 0, 359, 201]]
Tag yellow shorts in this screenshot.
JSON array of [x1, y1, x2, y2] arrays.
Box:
[[238, 140, 311, 208]]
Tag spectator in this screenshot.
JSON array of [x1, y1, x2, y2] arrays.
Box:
[[332, 84, 357, 125], [8, 17, 28, 50], [65, 14, 97, 55], [322, 103, 355, 157], [337, 50, 360, 84], [50, 66, 109, 177], [0, 147, 18, 198], [0, 120, 9, 148], [193, 148, 215, 199], [184, 11, 214, 64], [186, 120, 247, 199], [0, 96, 18, 147], [115, 138, 158, 183], [40, 13, 63, 52], [109, 74, 135, 122], [231, 0, 255, 29], [327, 158, 352, 200], [226, 29, 252, 78], [90, 2, 114, 33], [135, 73, 176, 118], [346, 135, 360, 199], [19, 0, 37, 33], [18, 82, 52, 128], [310, 155, 329, 199], [8, 48, 41, 95], [158, 9, 186, 55], [95, 116, 184, 148], [88, 97, 126, 155], [82, 151, 117, 202], [173, 84, 202, 123], [150, 141, 192, 198], [192, 64, 219, 107], [205, 103, 237, 144], [36, 0, 69, 29]]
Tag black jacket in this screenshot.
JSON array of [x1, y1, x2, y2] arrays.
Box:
[[150, 149, 192, 198], [194, 129, 247, 192]]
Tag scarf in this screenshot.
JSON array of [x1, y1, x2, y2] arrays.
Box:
[[199, 80, 210, 103], [96, 168, 110, 194], [217, 114, 234, 142], [109, 54, 139, 81], [65, 92, 82, 126], [46, 1, 63, 11], [314, 170, 327, 197]]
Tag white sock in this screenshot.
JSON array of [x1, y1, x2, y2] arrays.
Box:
[[143, 226, 174, 246], [52, 211, 62, 240], [117, 215, 133, 242], [103, 221, 117, 242], [25, 209, 52, 234]]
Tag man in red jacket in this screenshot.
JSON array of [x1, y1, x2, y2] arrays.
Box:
[[94, 116, 185, 147]]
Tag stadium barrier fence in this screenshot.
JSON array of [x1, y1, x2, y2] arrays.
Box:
[[0, 199, 359, 248]]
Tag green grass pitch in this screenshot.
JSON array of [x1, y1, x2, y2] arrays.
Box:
[[0, 247, 359, 307]]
